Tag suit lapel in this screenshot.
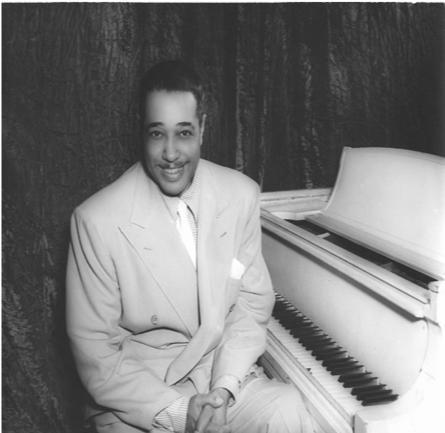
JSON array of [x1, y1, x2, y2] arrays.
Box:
[[119, 164, 199, 338]]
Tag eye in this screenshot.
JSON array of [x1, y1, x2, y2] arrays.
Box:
[[179, 130, 194, 138], [148, 130, 163, 139]]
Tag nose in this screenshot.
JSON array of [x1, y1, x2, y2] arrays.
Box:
[[162, 135, 180, 162]]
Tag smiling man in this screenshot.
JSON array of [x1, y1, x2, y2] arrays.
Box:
[[143, 89, 203, 197], [66, 61, 313, 433]]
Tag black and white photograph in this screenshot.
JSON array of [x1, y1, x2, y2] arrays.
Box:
[[2, 3, 444, 433]]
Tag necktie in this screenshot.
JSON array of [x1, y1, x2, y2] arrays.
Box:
[[176, 199, 196, 267]]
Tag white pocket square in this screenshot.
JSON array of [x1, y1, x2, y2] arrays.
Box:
[[230, 258, 245, 279]]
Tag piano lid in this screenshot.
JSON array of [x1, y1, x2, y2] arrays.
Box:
[[306, 147, 445, 281]]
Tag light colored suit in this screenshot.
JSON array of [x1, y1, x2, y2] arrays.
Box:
[[66, 159, 275, 430]]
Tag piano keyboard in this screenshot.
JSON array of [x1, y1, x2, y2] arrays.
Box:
[[265, 293, 398, 425]]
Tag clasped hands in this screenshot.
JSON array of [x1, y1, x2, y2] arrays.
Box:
[[186, 388, 232, 433]]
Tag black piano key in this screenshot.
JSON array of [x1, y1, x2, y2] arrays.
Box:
[[329, 365, 363, 376], [356, 389, 393, 401], [351, 384, 386, 396], [322, 356, 354, 367], [300, 340, 333, 350], [304, 343, 335, 352], [328, 363, 363, 375], [276, 308, 303, 320], [279, 319, 310, 330], [290, 327, 321, 338], [278, 314, 310, 326], [315, 349, 347, 360], [297, 334, 327, 345], [288, 323, 314, 332], [343, 376, 377, 388], [272, 304, 292, 314], [339, 372, 373, 383], [278, 318, 300, 329], [289, 318, 315, 328], [278, 311, 307, 324], [290, 330, 320, 339], [304, 342, 337, 351], [274, 300, 296, 310], [275, 306, 301, 316], [299, 334, 330, 344], [299, 336, 333, 347], [353, 385, 396, 401], [361, 394, 399, 406], [283, 318, 310, 327], [273, 309, 293, 320], [299, 331, 328, 341], [286, 318, 315, 327], [312, 347, 343, 357]]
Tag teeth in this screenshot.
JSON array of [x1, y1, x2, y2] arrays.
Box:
[[164, 166, 182, 174]]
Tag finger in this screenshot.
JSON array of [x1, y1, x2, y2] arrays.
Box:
[[194, 404, 214, 433], [190, 394, 226, 433], [210, 405, 227, 426]]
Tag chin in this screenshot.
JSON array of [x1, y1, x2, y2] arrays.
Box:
[[159, 181, 188, 197]]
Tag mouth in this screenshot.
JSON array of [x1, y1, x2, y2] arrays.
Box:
[[159, 163, 187, 178]]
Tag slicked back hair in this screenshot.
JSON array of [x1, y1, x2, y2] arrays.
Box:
[[139, 60, 206, 131]]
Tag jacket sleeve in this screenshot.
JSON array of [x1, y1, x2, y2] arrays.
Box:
[[211, 183, 275, 388], [66, 207, 181, 429]]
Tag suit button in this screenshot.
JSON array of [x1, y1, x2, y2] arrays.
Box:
[[229, 304, 235, 313], [151, 315, 158, 325]]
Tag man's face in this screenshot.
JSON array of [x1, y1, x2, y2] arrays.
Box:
[[143, 90, 205, 196]]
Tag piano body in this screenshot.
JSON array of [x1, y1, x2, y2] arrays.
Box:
[[258, 147, 445, 433]]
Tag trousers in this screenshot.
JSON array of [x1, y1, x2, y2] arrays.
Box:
[[93, 367, 314, 433]]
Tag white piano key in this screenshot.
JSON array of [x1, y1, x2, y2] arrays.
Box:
[[267, 317, 363, 414]]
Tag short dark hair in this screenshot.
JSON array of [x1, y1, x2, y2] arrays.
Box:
[[139, 60, 206, 127]]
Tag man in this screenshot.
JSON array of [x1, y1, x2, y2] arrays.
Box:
[[66, 60, 313, 433]]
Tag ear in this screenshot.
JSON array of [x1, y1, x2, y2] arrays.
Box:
[[199, 114, 206, 146]]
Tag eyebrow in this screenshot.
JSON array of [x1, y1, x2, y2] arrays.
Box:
[[147, 121, 195, 129]]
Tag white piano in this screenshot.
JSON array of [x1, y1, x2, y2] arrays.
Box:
[[259, 147, 445, 433]]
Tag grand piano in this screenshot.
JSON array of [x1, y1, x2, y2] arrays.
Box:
[[258, 147, 444, 433]]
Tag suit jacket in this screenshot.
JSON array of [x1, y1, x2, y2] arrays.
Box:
[[66, 159, 274, 429]]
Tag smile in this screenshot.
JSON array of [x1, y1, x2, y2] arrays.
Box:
[[164, 167, 182, 174], [159, 163, 187, 178]]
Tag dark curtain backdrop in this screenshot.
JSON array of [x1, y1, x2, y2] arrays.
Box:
[[2, 3, 444, 433]]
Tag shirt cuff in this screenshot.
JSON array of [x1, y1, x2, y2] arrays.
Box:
[[212, 374, 241, 405], [153, 396, 190, 433]]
